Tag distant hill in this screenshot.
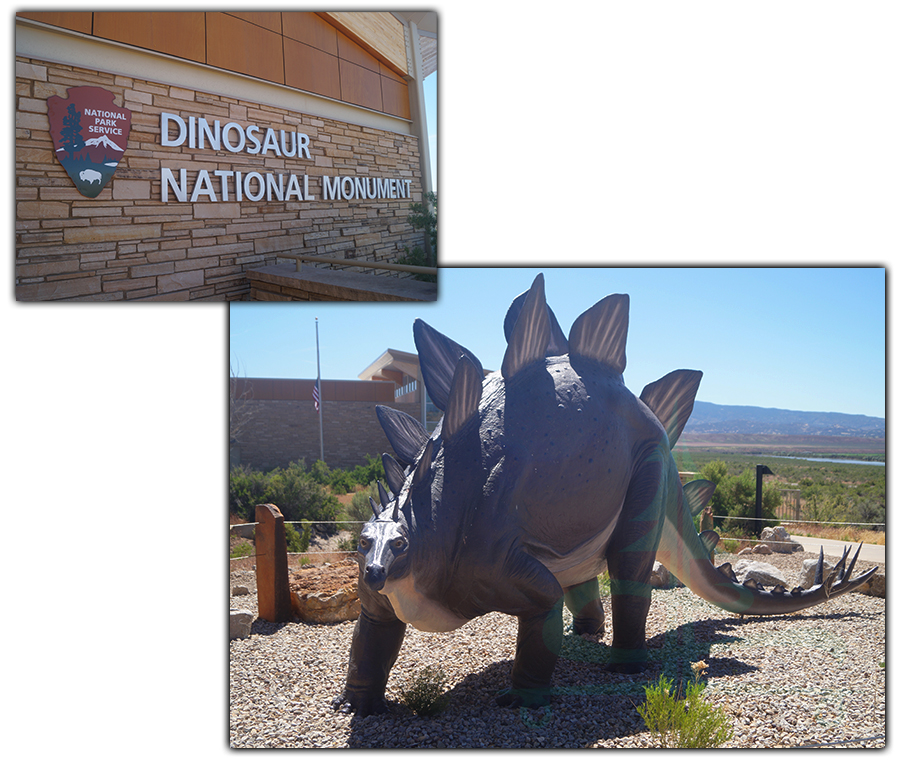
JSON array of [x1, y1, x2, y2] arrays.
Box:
[[684, 401, 885, 438]]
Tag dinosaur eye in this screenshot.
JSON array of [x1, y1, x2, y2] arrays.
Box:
[[358, 537, 371, 550], [391, 538, 407, 551]]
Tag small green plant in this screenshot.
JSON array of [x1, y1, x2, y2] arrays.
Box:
[[230, 541, 254, 559], [284, 521, 311, 553], [636, 662, 733, 748], [397, 191, 437, 279], [399, 665, 450, 716]]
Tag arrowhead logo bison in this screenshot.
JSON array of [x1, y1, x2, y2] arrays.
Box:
[[47, 86, 132, 198]]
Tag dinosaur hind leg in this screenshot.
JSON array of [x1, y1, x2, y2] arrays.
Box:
[[563, 578, 605, 636]]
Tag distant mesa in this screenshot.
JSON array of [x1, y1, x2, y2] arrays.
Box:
[[684, 401, 884, 438]]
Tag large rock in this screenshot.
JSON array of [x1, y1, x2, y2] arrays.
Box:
[[798, 557, 836, 589], [651, 561, 678, 588], [230, 610, 253, 640], [760, 526, 804, 553], [291, 587, 360, 623], [799, 558, 885, 598], [732, 559, 789, 588], [855, 570, 885, 598]]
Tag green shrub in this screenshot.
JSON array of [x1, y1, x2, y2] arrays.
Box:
[[397, 192, 437, 280], [230, 541, 254, 559], [636, 663, 733, 748], [309, 455, 385, 495], [400, 665, 450, 717], [228, 461, 340, 537], [284, 522, 311, 553], [699, 461, 780, 533]]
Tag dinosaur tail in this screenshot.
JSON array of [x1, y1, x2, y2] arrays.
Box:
[[656, 470, 877, 616]]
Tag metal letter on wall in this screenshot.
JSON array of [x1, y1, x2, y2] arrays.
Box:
[[47, 86, 132, 199]]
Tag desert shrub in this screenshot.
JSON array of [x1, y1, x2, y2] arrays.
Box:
[[309, 455, 385, 495], [400, 665, 450, 716], [637, 663, 733, 748], [230, 540, 254, 559], [229, 462, 340, 537], [397, 192, 437, 280], [284, 522, 311, 553], [345, 481, 381, 522], [699, 461, 780, 533]]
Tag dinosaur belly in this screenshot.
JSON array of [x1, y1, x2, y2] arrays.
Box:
[[381, 574, 468, 633], [526, 519, 617, 589]]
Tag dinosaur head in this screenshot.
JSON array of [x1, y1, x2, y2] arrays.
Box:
[[358, 495, 411, 593]]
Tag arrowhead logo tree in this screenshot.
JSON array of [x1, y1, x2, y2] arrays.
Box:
[[47, 86, 132, 198]]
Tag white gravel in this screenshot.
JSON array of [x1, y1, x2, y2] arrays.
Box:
[[229, 552, 885, 748]]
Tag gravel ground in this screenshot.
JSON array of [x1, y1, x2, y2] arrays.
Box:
[[229, 551, 885, 749]]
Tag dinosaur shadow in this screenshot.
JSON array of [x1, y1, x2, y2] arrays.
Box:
[[342, 618, 758, 747], [342, 608, 863, 747]]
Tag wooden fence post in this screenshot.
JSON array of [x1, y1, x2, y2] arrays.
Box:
[[255, 503, 292, 623]]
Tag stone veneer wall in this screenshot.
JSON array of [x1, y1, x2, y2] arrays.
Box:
[[232, 399, 422, 472], [15, 57, 424, 301]]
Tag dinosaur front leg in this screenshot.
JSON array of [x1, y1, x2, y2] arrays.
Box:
[[496, 601, 563, 709], [332, 591, 406, 716], [564, 579, 605, 636], [491, 551, 565, 708]]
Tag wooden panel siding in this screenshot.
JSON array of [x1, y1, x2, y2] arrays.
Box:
[[284, 38, 341, 101], [283, 13, 339, 56], [322, 12, 407, 76], [17, 11, 411, 119], [206, 13, 285, 85], [381, 76, 411, 120], [227, 12, 283, 35], [340, 60, 384, 114], [92, 12, 207, 64], [16, 11, 93, 35]]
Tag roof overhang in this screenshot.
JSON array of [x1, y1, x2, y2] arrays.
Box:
[[358, 348, 421, 382], [393, 11, 437, 79]]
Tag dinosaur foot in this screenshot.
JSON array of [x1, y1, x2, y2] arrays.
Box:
[[495, 686, 552, 709], [572, 617, 605, 637], [331, 691, 389, 717]]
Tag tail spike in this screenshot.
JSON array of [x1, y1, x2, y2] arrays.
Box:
[[814, 547, 825, 585], [843, 543, 863, 583], [717, 561, 738, 583], [771, 585, 786, 595], [833, 546, 850, 582]]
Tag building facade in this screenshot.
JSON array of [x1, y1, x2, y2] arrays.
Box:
[[15, 11, 436, 301], [230, 376, 421, 472]]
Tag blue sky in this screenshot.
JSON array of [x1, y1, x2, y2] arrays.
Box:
[[424, 71, 436, 190], [230, 266, 885, 419]]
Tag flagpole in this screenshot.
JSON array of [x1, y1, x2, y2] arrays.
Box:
[[316, 318, 324, 462]]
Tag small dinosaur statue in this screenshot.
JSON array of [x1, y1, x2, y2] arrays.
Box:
[[333, 274, 876, 716]]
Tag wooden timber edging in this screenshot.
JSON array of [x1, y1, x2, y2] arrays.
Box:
[[247, 261, 438, 302], [281, 253, 437, 276]]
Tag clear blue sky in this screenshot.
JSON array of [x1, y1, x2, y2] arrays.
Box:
[[424, 71, 436, 190], [230, 266, 885, 419]]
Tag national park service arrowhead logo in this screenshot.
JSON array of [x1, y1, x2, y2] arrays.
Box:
[[47, 86, 132, 198]]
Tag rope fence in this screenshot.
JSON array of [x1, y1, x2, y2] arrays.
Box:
[[713, 515, 884, 528]]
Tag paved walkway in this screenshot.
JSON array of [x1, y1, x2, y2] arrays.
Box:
[[790, 535, 884, 564]]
